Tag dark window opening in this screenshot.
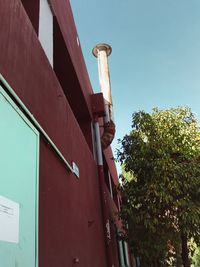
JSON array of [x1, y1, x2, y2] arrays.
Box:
[[113, 185, 120, 210], [103, 158, 120, 210], [103, 159, 111, 194]]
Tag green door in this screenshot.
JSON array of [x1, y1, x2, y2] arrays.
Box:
[[0, 86, 39, 267]]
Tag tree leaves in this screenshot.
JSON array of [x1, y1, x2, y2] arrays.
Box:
[[118, 107, 200, 266]]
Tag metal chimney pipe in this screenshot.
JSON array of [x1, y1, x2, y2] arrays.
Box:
[[92, 43, 116, 149], [92, 43, 113, 123]]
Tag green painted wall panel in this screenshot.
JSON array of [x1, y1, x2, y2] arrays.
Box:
[[0, 86, 39, 267]]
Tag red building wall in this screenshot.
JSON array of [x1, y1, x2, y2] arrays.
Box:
[[0, 1, 121, 266]]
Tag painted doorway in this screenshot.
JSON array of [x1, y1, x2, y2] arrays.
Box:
[[0, 85, 39, 267]]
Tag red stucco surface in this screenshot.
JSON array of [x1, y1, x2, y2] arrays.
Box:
[[0, 1, 120, 266]]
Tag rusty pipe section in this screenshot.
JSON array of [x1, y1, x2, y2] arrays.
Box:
[[92, 43, 116, 149]]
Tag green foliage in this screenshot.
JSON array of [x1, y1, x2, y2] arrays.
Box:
[[118, 107, 200, 265], [192, 246, 200, 267]]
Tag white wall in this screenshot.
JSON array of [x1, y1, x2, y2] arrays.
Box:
[[39, 0, 53, 67]]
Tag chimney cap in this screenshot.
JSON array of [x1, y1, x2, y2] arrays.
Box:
[[92, 43, 112, 57]]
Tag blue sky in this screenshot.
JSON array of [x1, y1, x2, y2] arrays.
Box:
[[70, 0, 200, 171]]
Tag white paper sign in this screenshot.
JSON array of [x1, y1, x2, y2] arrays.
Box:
[[0, 195, 19, 243]]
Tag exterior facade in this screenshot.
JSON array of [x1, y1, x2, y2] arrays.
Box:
[[0, 1, 130, 266]]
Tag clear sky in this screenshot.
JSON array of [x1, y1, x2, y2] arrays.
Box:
[[70, 0, 200, 171]]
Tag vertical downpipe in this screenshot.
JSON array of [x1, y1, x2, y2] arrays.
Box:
[[118, 239, 126, 267], [124, 241, 130, 267]]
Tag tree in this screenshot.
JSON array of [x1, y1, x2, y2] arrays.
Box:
[[192, 246, 200, 266], [117, 107, 200, 267]]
